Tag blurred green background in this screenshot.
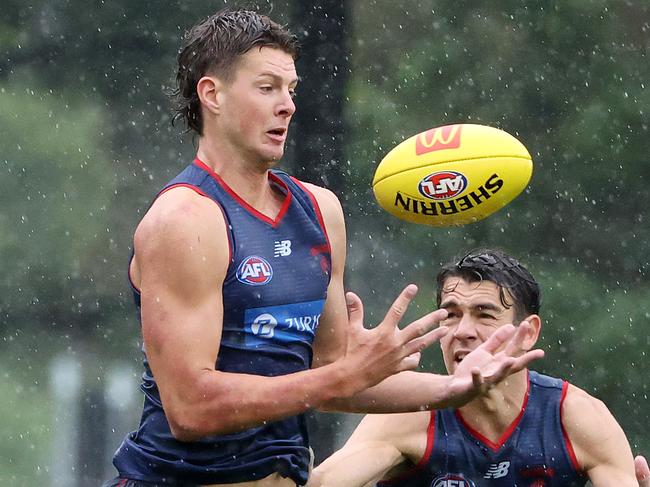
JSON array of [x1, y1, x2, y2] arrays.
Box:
[[1, 0, 648, 485]]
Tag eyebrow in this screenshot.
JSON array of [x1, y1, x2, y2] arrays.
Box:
[[256, 72, 299, 85], [440, 300, 503, 313]]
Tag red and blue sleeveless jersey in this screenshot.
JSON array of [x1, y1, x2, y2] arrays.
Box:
[[379, 371, 587, 487], [112, 159, 331, 485]]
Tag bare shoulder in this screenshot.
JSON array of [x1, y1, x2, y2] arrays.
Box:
[[562, 383, 634, 478], [133, 187, 229, 288], [298, 181, 344, 224], [135, 187, 225, 248], [562, 383, 616, 435], [352, 410, 431, 460]]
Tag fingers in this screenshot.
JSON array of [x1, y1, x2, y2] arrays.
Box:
[[636, 455, 650, 484], [400, 308, 449, 343], [471, 367, 484, 389], [508, 349, 545, 373], [345, 291, 364, 330], [379, 284, 419, 330], [479, 323, 516, 353], [503, 320, 530, 357], [403, 325, 449, 356], [397, 352, 422, 372]]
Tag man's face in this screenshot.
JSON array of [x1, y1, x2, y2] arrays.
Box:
[[438, 278, 518, 374], [216, 46, 298, 165]]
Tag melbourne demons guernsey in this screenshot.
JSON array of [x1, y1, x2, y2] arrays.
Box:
[[113, 159, 331, 485], [379, 371, 587, 487]]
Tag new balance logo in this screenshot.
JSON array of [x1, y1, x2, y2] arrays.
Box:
[[274, 240, 292, 257], [484, 461, 510, 479]]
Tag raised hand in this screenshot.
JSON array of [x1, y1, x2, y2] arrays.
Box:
[[445, 321, 545, 407], [340, 284, 449, 395]]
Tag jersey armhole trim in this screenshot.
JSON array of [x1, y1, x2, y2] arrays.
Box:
[[417, 409, 436, 468], [377, 411, 436, 486], [560, 381, 584, 474], [289, 176, 332, 255]]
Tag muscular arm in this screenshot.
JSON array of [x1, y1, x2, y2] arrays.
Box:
[[135, 187, 444, 441], [562, 384, 637, 486], [308, 412, 428, 487]]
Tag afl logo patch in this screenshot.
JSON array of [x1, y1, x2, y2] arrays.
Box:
[[236, 256, 273, 286], [418, 171, 467, 200], [432, 474, 475, 487]]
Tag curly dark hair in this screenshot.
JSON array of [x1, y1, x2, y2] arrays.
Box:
[[436, 248, 541, 321], [171, 8, 300, 135]]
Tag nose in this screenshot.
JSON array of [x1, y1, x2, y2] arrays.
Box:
[[453, 315, 477, 341], [277, 90, 296, 118]]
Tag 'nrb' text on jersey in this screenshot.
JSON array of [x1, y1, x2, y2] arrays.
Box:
[[244, 300, 323, 347]]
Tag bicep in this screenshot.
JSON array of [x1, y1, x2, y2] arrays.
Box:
[[136, 190, 230, 405]]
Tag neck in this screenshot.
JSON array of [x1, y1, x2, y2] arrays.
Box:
[[196, 137, 280, 213], [457, 369, 529, 442]]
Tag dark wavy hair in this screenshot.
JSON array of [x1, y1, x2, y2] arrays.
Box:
[[171, 8, 299, 135], [436, 248, 541, 321]]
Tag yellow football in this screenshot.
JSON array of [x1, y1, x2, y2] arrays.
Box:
[[372, 124, 533, 226]]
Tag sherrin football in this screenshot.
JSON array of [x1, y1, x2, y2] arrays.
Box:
[[372, 124, 533, 226]]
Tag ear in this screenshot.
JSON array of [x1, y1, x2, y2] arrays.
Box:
[[519, 314, 542, 350], [196, 76, 223, 115]]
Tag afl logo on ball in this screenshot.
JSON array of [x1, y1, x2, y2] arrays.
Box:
[[237, 256, 273, 286], [418, 171, 468, 200]]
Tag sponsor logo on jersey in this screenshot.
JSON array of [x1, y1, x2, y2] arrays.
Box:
[[244, 299, 325, 347], [236, 256, 273, 286], [250, 313, 278, 338], [274, 239, 292, 257], [415, 124, 462, 155], [418, 171, 468, 200], [431, 474, 475, 487], [484, 461, 510, 479]]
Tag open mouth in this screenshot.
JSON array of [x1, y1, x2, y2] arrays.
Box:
[[454, 350, 470, 364], [267, 128, 286, 138]]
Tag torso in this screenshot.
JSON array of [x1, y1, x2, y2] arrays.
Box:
[[379, 371, 587, 487], [114, 159, 329, 486]]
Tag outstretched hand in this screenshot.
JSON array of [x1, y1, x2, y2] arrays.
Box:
[[444, 321, 545, 408], [637, 455, 650, 487], [341, 284, 449, 395]]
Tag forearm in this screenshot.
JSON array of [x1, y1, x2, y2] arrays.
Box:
[[318, 371, 454, 413], [168, 363, 357, 440]]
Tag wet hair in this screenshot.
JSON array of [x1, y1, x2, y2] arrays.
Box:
[[436, 248, 541, 321], [171, 8, 300, 135]]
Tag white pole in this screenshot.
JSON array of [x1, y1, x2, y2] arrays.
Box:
[[50, 355, 82, 487]]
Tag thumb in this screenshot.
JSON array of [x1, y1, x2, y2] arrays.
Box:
[[636, 455, 650, 482], [346, 291, 364, 329]]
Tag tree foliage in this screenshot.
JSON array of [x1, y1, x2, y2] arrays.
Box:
[[1, 0, 648, 479]]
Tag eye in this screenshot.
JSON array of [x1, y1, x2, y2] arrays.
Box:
[[289, 89, 297, 98], [479, 313, 496, 320], [259, 85, 273, 93]]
